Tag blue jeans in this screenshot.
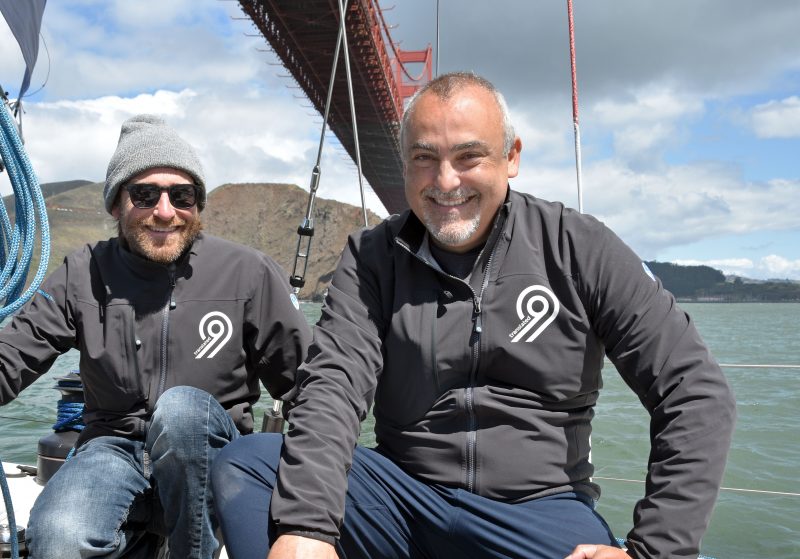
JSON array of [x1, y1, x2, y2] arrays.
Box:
[[212, 433, 618, 559], [26, 386, 240, 559]]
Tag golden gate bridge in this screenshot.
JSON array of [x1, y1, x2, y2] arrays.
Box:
[[237, 0, 433, 215]]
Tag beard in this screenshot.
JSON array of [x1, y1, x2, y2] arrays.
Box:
[[420, 186, 482, 248], [119, 213, 203, 264]]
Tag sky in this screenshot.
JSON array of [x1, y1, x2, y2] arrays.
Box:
[[1, 0, 799, 280]]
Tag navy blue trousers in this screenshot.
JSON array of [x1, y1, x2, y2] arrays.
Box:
[[211, 433, 618, 559]]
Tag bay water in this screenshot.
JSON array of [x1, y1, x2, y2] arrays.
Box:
[[1, 302, 797, 557]]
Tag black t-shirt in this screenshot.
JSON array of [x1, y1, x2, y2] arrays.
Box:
[[429, 242, 483, 280]]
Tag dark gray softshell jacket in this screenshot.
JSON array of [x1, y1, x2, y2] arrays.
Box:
[[273, 190, 736, 559], [0, 233, 311, 445]]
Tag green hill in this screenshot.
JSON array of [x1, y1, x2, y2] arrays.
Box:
[[644, 261, 725, 298], [645, 261, 800, 302]]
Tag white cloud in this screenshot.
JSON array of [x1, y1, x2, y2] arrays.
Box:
[[17, 90, 199, 187], [590, 88, 703, 169], [4, 87, 386, 217], [593, 88, 703, 127], [760, 254, 800, 278], [2, 0, 264, 101], [108, 0, 196, 27], [508, 104, 573, 165], [750, 96, 800, 139], [512, 159, 800, 260], [612, 121, 679, 168]]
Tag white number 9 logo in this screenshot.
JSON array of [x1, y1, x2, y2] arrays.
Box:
[[510, 285, 560, 343], [195, 311, 233, 359]]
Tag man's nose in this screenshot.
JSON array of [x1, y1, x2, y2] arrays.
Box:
[[153, 191, 176, 219], [435, 160, 461, 191]]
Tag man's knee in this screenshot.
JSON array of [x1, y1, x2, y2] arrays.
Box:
[[211, 433, 283, 508], [26, 441, 147, 558], [151, 386, 212, 432], [27, 501, 110, 559]]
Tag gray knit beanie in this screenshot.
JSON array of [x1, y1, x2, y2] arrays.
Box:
[[104, 114, 206, 213]]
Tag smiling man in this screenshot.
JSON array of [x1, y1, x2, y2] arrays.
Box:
[[401, 79, 518, 254], [0, 115, 310, 558], [212, 73, 735, 559]]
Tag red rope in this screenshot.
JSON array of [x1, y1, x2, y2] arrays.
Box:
[[567, 0, 579, 124]]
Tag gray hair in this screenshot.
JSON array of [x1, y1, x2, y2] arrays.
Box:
[[399, 71, 516, 160]]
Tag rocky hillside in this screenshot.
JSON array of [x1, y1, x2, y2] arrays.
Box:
[[4, 181, 383, 300], [202, 183, 382, 299]]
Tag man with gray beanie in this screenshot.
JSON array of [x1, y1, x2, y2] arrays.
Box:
[[0, 114, 311, 558]]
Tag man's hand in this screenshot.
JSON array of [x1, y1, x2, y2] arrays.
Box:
[[267, 534, 338, 559], [565, 544, 632, 559]]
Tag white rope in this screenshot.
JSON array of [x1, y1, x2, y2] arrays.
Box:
[[718, 363, 800, 369], [594, 476, 800, 497], [603, 359, 800, 370]]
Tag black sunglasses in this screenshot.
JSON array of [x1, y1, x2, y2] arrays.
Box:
[[125, 183, 199, 209]]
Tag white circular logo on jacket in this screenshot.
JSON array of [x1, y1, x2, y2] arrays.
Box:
[[509, 285, 560, 343], [194, 311, 233, 359]]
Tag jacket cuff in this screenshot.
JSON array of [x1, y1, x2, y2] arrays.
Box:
[[276, 528, 337, 547]]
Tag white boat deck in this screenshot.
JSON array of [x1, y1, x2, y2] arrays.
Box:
[[1, 462, 41, 532]]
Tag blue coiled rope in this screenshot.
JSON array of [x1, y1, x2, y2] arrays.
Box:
[[0, 97, 50, 559], [0, 98, 50, 320], [53, 401, 85, 432], [52, 376, 85, 433], [53, 375, 85, 463]]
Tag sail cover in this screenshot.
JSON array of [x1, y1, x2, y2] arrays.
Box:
[[0, 0, 48, 100]]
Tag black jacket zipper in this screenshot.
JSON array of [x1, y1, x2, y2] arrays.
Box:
[[397, 231, 500, 494], [157, 266, 177, 399]]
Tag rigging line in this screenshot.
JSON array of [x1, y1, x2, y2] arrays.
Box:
[[339, 0, 368, 228], [594, 476, 800, 498], [18, 33, 52, 100], [603, 358, 800, 370], [0, 414, 52, 425], [282, 0, 353, 430], [718, 363, 800, 369], [566, 0, 584, 213], [288, 4, 347, 296]]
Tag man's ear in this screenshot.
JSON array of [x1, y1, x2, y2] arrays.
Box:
[[507, 137, 522, 178], [110, 188, 126, 219]]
